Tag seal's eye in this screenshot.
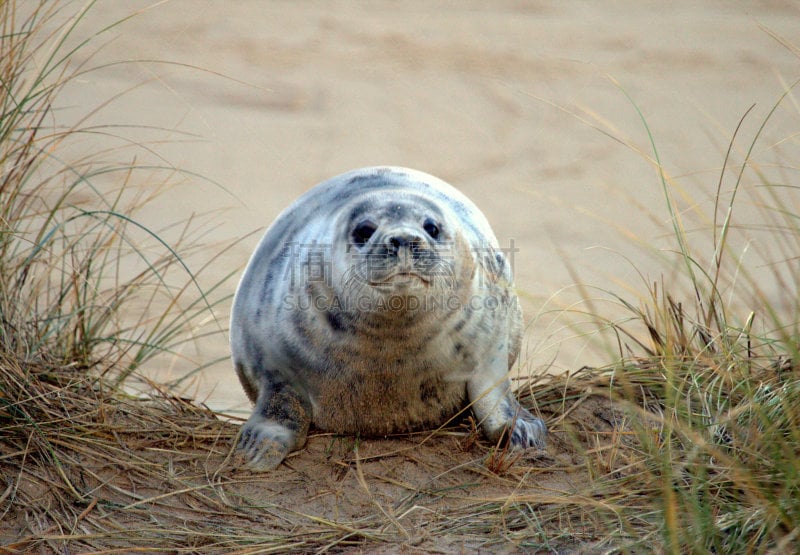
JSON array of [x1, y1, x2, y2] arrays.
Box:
[[352, 220, 377, 246], [423, 219, 440, 240]]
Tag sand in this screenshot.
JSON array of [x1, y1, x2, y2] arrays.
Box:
[[55, 0, 800, 415]]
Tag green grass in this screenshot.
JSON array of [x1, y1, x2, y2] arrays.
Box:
[[533, 69, 800, 551], [0, 0, 231, 381]]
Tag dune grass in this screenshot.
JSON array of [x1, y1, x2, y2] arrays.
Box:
[[525, 71, 800, 551], [1, 0, 799, 552], [0, 0, 231, 378]]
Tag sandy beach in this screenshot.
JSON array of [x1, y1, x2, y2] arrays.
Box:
[[56, 1, 800, 414]]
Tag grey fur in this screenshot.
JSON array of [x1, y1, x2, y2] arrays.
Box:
[[230, 167, 546, 471]]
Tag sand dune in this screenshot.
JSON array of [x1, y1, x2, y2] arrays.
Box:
[[59, 1, 800, 413]]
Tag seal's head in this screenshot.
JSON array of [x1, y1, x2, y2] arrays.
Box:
[[327, 191, 475, 322]]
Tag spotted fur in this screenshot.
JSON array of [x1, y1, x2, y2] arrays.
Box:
[[230, 167, 546, 471]]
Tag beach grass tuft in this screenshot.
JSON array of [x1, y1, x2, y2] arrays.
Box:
[[0, 0, 231, 380]]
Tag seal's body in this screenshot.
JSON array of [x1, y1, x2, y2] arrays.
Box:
[[231, 167, 546, 470]]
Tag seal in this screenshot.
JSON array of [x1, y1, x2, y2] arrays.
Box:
[[230, 166, 546, 471]]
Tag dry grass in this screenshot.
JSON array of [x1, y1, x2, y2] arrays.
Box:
[[0, 354, 654, 553], [3, 352, 796, 552]]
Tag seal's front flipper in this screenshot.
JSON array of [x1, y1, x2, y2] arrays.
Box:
[[467, 347, 546, 450], [236, 376, 311, 471], [504, 401, 547, 449]]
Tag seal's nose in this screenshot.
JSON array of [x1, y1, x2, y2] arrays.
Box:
[[387, 233, 423, 257]]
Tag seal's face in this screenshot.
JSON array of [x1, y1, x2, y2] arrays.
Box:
[[330, 193, 471, 319]]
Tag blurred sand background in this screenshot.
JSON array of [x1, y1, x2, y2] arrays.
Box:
[[55, 1, 800, 415]]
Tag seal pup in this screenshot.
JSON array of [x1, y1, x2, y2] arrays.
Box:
[[231, 166, 546, 471]]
